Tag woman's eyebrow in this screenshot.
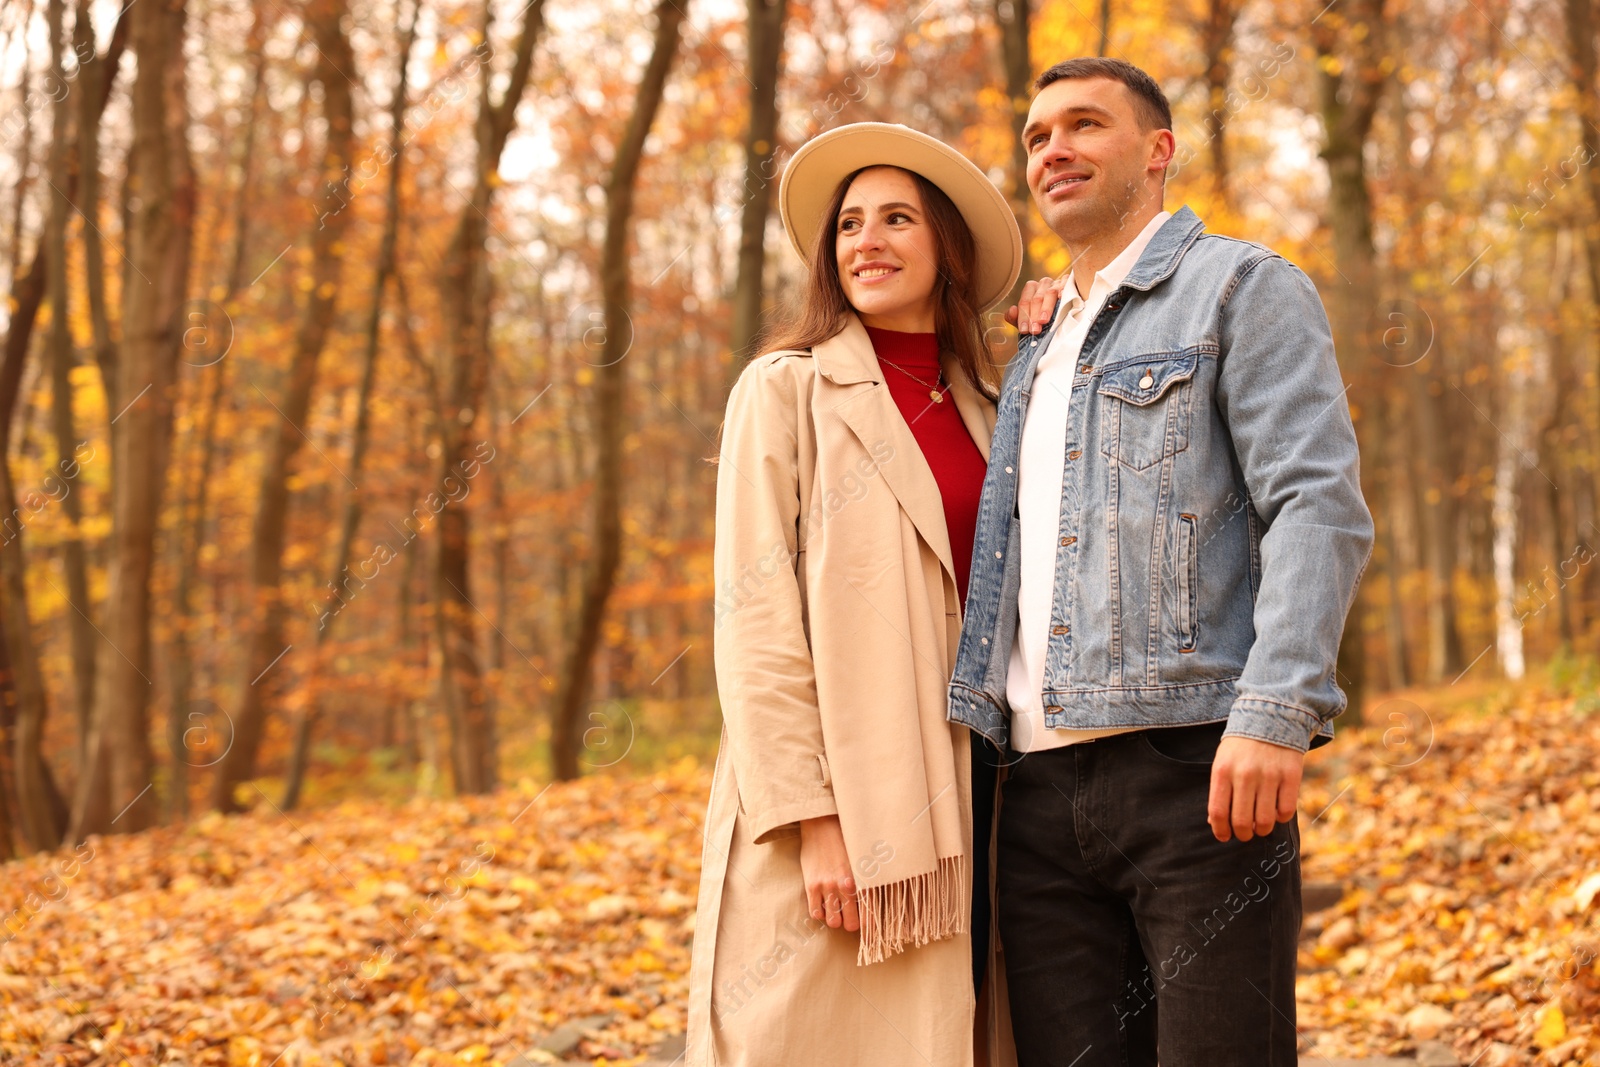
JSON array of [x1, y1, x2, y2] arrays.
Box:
[[840, 200, 920, 215]]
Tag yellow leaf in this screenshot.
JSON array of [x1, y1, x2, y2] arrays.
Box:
[[1534, 1003, 1567, 1050]]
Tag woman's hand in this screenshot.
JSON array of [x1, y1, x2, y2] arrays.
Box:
[[799, 815, 860, 931], [1004, 275, 1067, 335]]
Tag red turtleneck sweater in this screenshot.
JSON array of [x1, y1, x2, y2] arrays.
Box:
[[864, 325, 987, 608]]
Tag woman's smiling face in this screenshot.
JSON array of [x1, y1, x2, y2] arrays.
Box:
[[834, 166, 942, 332]]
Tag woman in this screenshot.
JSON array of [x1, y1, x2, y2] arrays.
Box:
[[686, 123, 1022, 1067]]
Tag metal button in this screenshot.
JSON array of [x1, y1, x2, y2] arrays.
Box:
[[1045, 705, 1063, 713], [1078, 364, 1091, 374], [981, 637, 989, 645], [995, 551, 1002, 559], [1059, 536, 1076, 546], [1051, 625, 1069, 635], [1139, 371, 1154, 389], [1005, 466, 1014, 473], [1067, 450, 1081, 461]]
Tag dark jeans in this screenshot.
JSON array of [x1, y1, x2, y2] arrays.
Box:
[[996, 721, 1302, 1067]]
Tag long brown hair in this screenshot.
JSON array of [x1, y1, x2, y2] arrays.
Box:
[[754, 166, 999, 399]]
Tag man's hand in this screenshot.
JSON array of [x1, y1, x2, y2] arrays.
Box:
[[1003, 275, 1067, 335], [799, 815, 859, 931], [1207, 736, 1304, 843]]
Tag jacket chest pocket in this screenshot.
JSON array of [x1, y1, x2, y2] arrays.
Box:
[[1096, 348, 1200, 471]]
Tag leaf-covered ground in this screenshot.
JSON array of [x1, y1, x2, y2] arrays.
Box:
[[1297, 684, 1600, 1065], [3, 683, 1599, 1066]]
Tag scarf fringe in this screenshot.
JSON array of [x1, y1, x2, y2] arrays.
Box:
[[855, 854, 969, 966]]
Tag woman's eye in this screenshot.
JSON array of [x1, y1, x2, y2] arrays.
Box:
[[888, 212, 911, 224]]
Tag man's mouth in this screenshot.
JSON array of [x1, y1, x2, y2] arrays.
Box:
[[1045, 174, 1090, 195]]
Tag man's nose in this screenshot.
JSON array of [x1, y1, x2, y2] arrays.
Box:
[[1039, 131, 1077, 169]]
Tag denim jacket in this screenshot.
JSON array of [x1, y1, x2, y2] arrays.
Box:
[[948, 206, 1374, 753]]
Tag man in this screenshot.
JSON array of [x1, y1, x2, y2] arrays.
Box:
[[949, 58, 1373, 1066]]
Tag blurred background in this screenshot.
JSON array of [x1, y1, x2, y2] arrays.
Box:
[[4, 0, 1600, 1063], [0, 0, 1590, 843]]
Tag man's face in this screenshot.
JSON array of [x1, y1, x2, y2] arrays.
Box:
[[1022, 76, 1170, 248]]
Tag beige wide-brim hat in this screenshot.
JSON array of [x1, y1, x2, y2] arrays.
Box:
[[778, 122, 1024, 312]]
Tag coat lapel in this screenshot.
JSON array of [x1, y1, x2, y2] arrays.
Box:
[[945, 363, 995, 463], [815, 314, 958, 582]]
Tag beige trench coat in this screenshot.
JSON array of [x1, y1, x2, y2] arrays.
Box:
[[686, 313, 1016, 1067]]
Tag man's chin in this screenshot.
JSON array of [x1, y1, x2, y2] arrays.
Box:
[[1041, 203, 1098, 244]]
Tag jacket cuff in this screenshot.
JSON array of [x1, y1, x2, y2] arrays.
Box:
[[1223, 697, 1325, 753], [747, 792, 838, 845]]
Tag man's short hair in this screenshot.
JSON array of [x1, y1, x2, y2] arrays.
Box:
[[1034, 58, 1172, 134]]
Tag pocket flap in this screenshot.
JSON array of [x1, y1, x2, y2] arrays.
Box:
[[1095, 349, 1200, 406]]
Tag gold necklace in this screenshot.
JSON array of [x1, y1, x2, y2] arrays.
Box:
[[877, 356, 948, 404]]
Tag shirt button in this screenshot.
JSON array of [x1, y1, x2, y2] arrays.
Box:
[[995, 552, 1003, 559], [1067, 450, 1081, 461], [1139, 372, 1154, 389], [1051, 626, 1069, 635], [1078, 364, 1091, 374], [981, 638, 989, 645], [1045, 705, 1063, 713], [1059, 536, 1076, 546], [1005, 466, 1014, 473]]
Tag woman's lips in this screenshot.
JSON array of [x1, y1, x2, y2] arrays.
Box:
[[852, 266, 901, 285]]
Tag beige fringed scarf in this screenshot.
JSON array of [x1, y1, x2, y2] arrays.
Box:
[[855, 853, 969, 965]]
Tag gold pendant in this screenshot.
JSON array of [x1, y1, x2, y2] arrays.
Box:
[[930, 390, 944, 403]]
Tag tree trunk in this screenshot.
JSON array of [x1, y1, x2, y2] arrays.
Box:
[[727, 0, 788, 372], [1, 454, 68, 852], [430, 0, 547, 796], [44, 0, 97, 764], [487, 363, 508, 700], [5, 0, 38, 287], [68, 0, 195, 841], [283, 0, 418, 811], [209, 0, 355, 814], [1378, 395, 1411, 688], [1492, 364, 1529, 679], [168, 4, 263, 821], [992, 0, 1036, 309], [74, 0, 120, 404], [1314, 0, 1387, 719], [0, 614, 16, 860], [551, 0, 687, 780], [1562, 0, 1600, 561], [1199, 0, 1240, 209], [3, 7, 124, 852]]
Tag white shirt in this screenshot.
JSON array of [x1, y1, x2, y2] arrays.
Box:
[[1006, 211, 1171, 753]]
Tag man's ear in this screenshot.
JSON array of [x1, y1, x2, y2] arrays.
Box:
[[1149, 128, 1177, 175]]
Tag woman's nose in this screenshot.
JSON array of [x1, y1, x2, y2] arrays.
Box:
[[854, 222, 887, 250]]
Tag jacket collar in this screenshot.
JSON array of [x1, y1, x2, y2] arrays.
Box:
[[1119, 204, 1205, 292], [1015, 204, 1206, 359]]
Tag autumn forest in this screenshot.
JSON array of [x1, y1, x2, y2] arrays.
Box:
[[2, 0, 1600, 1061]]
